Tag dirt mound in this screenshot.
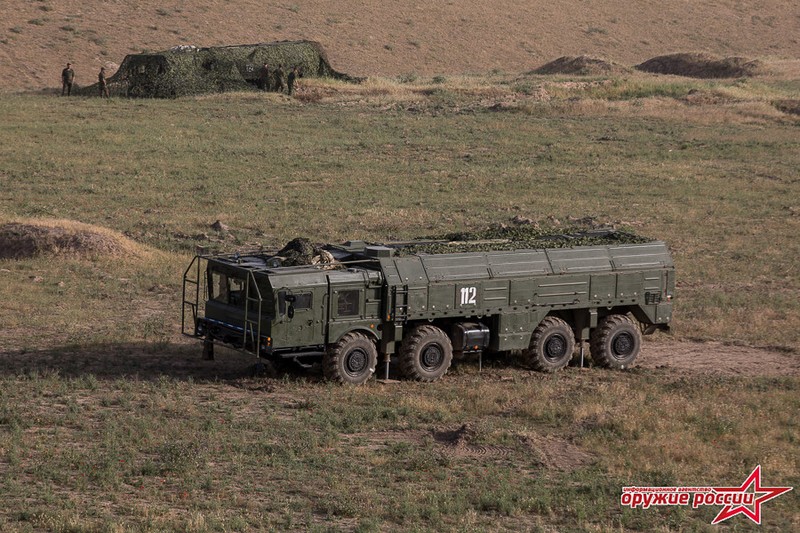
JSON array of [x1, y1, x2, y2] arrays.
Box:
[[532, 56, 630, 76], [635, 53, 766, 78], [773, 99, 800, 116], [0, 220, 142, 260]]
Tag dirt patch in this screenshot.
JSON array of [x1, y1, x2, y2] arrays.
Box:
[[635, 53, 766, 78], [518, 433, 594, 471], [343, 422, 593, 467], [637, 341, 799, 377], [532, 56, 630, 76], [0, 220, 141, 260], [432, 423, 515, 458], [773, 99, 800, 116]]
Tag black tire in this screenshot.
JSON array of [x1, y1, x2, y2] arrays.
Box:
[[590, 314, 642, 369], [323, 332, 378, 385], [399, 325, 453, 382], [526, 316, 575, 372]]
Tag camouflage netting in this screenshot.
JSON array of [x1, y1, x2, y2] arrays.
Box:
[[391, 223, 651, 256], [532, 56, 630, 76], [277, 238, 336, 267], [635, 53, 766, 79], [80, 40, 355, 98], [273, 220, 652, 266]]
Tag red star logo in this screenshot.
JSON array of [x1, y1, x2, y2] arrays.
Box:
[[711, 465, 793, 524]]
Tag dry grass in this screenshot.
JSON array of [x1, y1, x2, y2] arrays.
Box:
[[0, 72, 798, 531], [2, 0, 800, 92]]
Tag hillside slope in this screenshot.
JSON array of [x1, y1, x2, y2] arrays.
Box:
[[1, 0, 799, 91]]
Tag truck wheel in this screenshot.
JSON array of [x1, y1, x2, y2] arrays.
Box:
[[526, 317, 575, 372], [590, 314, 642, 369], [399, 325, 453, 382], [323, 332, 378, 385]]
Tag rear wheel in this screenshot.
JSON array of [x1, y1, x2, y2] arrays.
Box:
[[526, 316, 575, 372], [590, 314, 642, 369], [323, 332, 378, 385], [399, 325, 453, 382]]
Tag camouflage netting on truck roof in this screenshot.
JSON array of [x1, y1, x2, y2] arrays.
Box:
[[271, 222, 652, 266], [81, 40, 355, 98], [390, 224, 652, 256]]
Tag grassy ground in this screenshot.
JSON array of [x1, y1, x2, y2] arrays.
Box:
[[0, 74, 799, 531], [1, 362, 798, 532], [1, 74, 798, 349]]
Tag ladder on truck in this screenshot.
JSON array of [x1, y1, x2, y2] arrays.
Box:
[[242, 270, 264, 354], [391, 284, 409, 322]]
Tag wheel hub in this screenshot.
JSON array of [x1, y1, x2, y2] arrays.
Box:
[[612, 332, 634, 357], [421, 343, 444, 370], [345, 348, 368, 376], [544, 334, 567, 361]]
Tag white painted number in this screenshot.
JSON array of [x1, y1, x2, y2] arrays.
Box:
[[460, 287, 477, 306]]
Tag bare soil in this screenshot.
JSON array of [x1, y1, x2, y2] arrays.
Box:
[[1, 339, 795, 385], [637, 341, 800, 377], [2, 0, 799, 92], [0, 221, 137, 259]]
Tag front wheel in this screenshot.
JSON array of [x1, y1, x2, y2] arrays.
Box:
[[525, 316, 575, 372], [399, 325, 453, 382], [590, 314, 642, 369], [323, 332, 378, 385]]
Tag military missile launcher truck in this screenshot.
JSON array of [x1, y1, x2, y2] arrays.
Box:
[[182, 231, 674, 384]]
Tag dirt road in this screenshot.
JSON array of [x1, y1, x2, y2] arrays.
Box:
[[1, 340, 796, 381], [637, 341, 799, 377]]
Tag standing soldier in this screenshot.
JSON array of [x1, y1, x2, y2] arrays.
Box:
[[98, 67, 110, 97], [287, 66, 300, 96], [274, 64, 285, 94], [258, 63, 270, 91], [61, 63, 75, 96]]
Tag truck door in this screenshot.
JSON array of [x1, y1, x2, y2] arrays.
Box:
[[278, 289, 320, 347]]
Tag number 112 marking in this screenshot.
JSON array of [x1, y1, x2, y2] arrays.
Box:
[[460, 286, 477, 306]]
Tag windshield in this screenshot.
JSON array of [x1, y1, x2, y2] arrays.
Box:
[[209, 270, 247, 306]]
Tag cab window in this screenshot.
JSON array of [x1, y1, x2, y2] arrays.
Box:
[[278, 291, 313, 315], [210, 271, 246, 306], [337, 290, 360, 317], [294, 293, 313, 310]]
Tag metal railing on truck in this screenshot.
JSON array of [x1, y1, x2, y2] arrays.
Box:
[[182, 254, 266, 356]]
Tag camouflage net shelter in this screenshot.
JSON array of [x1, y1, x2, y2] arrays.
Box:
[[82, 40, 353, 98]]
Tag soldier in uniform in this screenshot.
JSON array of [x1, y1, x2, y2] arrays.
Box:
[[61, 63, 74, 96], [98, 67, 110, 97], [257, 63, 271, 91], [274, 64, 285, 93], [287, 66, 300, 95]]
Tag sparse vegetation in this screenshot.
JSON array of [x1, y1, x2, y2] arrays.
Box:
[[0, 1, 798, 529]]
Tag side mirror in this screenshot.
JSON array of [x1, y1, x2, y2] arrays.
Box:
[[285, 294, 296, 303], [287, 305, 295, 319]]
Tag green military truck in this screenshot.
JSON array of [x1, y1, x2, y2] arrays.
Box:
[[182, 231, 674, 384]]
